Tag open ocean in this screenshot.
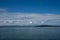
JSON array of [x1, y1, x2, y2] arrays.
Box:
[[0, 26, 60, 40]]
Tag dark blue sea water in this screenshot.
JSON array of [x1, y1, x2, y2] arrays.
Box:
[[0, 27, 60, 40]]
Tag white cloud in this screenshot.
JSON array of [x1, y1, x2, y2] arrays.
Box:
[[0, 13, 60, 25], [0, 8, 6, 11], [0, 8, 60, 25]]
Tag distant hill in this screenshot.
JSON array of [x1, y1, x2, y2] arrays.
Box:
[[35, 25, 60, 27]]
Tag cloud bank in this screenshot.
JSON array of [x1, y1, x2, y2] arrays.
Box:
[[0, 13, 60, 25], [0, 9, 60, 25]]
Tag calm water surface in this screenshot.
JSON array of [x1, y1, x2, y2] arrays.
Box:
[[0, 27, 60, 40]]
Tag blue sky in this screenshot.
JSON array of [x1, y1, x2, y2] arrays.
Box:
[[0, 0, 60, 14], [0, 0, 60, 25]]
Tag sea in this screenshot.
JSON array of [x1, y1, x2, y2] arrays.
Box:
[[0, 26, 60, 40]]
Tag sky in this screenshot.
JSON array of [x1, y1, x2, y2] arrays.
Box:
[[0, 0, 60, 13], [0, 0, 60, 25]]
